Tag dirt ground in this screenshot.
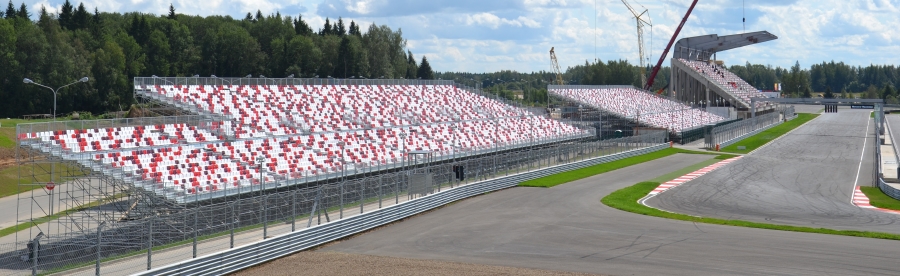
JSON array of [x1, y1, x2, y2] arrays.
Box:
[[232, 251, 601, 276]]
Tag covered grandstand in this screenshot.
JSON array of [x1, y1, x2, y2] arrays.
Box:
[[668, 31, 780, 118]]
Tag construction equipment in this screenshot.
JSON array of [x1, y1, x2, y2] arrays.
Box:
[[621, 0, 652, 87], [549, 47, 564, 85], [644, 0, 699, 91]]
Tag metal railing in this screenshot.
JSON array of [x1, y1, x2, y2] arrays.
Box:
[[135, 143, 669, 276], [0, 132, 668, 276], [878, 113, 900, 200], [704, 106, 794, 150]]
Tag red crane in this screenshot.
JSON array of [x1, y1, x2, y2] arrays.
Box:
[[643, 0, 699, 91]]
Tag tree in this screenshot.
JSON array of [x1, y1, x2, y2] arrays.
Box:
[[841, 88, 849, 99], [5, 1, 14, 19], [823, 86, 834, 99], [293, 15, 312, 36], [335, 17, 346, 36], [72, 3, 90, 30], [59, 0, 74, 29], [145, 30, 171, 76], [16, 2, 29, 19], [349, 21, 361, 36], [802, 86, 812, 98], [405, 50, 417, 79], [417, 56, 433, 79], [884, 84, 896, 100], [865, 85, 879, 99], [334, 35, 367, 78], [168, 3, 176, 20], [321, 18, 332, 35]]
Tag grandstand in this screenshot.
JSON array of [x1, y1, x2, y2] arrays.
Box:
[[548, 85, 727, 143], [668, 32, 779, 118], [17, 79, 589, 204]]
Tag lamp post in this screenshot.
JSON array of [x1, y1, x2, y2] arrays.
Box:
[[256, 156, 267, 239], [23, 76, 89, 229], [338, 141, 345, 219], [23, 77, 89, 121]]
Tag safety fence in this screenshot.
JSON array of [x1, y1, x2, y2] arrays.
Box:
[[0, 132, 668, 276], [704, 106, 795, 150], [135, 143, 669, 276]]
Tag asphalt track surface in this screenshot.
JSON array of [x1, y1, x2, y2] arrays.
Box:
[[648, 108, 900, 234], [324, 153, 900, 275]]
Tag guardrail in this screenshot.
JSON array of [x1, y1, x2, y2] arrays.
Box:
[[704, 111, 784, 149], [879, 115, 900, 200], [136, 144, 668, 275]]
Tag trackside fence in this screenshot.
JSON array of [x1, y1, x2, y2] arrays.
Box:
[[1, 132, 667, 276], [135, 143, 669, 276], [704, 106, 795, 150]]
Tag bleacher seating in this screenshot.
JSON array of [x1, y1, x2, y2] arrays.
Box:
[[550, 87, 725, 132], [19, 83, 588, 198], [679, 58, 772, 109]]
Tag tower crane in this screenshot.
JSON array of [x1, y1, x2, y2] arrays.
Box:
[[644, 0, 700, 91], [549, 47, 564, 85], [621, 0, 652, 87]]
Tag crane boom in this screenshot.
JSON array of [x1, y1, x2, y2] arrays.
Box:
[[549, 47, 564, 85], [621, 0, 652, 87], [644, 0, 699, 91]]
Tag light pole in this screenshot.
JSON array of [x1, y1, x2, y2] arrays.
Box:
[[256, 155, 267, 239], [24, 76, 88, 228], [23, 77, 89, 121], [338, 141, 346, 219]]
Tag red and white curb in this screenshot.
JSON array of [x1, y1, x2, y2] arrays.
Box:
[[852, 187, 900, 215], [648, 156, 743, 195]]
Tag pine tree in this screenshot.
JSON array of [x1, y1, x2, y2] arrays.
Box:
[[336, 17, 346, 36], [73, 3, 89, 30], [5, 1, 15, 19], [349, 21, 362, 36], [802, 86, 812, 98], [293, 15, 312, 36], [417, 56, 434, 80], [255, 10, 263, 22], [59, 0, 73, 29], [244, 12, 252, 21], [16, 2, 29, 19], [823, 86, 834, 99], [168, 3, 176, 20], [406, 50, 417, 79], [321, 18, 332, 35]]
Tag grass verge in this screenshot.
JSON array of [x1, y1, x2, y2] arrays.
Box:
[[601, 181, 900, 241], [0, 163, 85, 198], [518, 148, 736, 188], [720, 113, 819, 154], [861, 186, 900, 211]]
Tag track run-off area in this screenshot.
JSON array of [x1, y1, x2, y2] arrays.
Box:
[[240, 108, 900, 276]]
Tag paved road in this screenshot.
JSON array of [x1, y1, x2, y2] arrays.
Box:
[[649, 109, 900, 234], [324, 153, 900, 275]]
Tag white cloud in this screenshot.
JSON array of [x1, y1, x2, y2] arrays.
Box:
[[26, 0, 900, 72]]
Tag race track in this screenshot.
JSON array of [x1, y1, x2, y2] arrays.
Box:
[[647, 109, 900, 233], [323, 152, 900, 275]]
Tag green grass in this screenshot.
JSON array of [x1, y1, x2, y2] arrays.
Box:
[[518, 148, 736, 188], [0, 163, 85, 198], [861, 186, 900, 211], [720, 113, 819, 154], [0, 118, 54, 128], [601, 181, 900, 241]]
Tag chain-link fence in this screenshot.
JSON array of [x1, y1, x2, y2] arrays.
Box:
[[0, 131, 667, 276]]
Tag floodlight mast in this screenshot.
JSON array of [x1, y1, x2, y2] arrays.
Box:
[[644, 0, 699, 91]]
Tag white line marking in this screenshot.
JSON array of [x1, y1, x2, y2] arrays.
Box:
[[851, 115, 871, 205]]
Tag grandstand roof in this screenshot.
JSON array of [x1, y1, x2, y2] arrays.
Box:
[[673, 31, 778, 59]]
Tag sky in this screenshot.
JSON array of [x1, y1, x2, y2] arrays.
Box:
[[21, 0, 900, 73]]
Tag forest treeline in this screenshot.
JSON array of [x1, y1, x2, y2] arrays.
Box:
[[2, 1, 899, 118], [0, 1, 433, 118]]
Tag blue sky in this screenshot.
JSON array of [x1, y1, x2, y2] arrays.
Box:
[[25, 0, 900, 73]]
